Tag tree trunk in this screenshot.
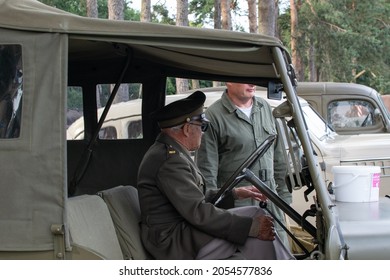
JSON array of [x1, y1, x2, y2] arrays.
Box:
[[108, 0, 124, 20], [308, 39, 317, 81], [221, 0, 232, 30], [86, 0, 98, 18], [258, 0, 277, 36], [108, 0, 128, 102], [212, 0, 223, 87], [191, 80, 200, 90], [214, 0, 222, 29], [274, 0, 279, 37], [247, 0, 257, 33], [141, 0, 151, 22], [175, 0, 189, 94], [86, 0, 100, 106], [290, 0, 304, 81]]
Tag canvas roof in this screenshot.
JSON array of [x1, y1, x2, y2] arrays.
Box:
[[0, 0, 290, 81]]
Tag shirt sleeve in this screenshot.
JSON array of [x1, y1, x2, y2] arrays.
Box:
[[273, 126, 292, 205], [195, 117, 219, 190]]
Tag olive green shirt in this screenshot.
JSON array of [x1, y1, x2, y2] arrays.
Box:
[[197, 91, 291, 204]]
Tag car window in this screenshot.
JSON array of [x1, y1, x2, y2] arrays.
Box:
[[127, 119, 143, 139], [66, 83, 142, 140], [98, 83, 142, 140], [327, 100, 376, 129], [99, 126, 117, 139], [0, 44, 23, 138]]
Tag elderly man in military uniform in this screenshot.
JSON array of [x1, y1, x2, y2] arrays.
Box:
[[137, 91, 293, 260]]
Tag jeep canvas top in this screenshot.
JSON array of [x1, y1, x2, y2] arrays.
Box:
[[1, 0, 389, 261]]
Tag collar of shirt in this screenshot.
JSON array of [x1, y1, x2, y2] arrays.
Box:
[[221, 91, 263, 115]]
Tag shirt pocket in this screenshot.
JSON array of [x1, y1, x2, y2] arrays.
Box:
[[262, 124, 276, 136]]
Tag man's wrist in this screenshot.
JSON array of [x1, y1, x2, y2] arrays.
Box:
[[231, 189, 239, 200], [248, 217, 260, 237]]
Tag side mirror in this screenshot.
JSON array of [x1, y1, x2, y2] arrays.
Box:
[[267, 81, 283, 100]]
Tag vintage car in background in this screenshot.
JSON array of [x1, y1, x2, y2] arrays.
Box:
[[1, 0, 390, 261], [68, 87, 390, 194], [296, 82, 390, 135]]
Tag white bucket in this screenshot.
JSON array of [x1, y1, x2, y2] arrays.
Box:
[[332, 166, 381, 202]]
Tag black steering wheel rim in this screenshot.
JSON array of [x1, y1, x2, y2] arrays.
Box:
[[211, 134, 276, 205]]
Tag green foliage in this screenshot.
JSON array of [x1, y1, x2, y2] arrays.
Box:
[[38, 0, 140, 20], [124, 7, 140, 21], [39, 0, 389, 94], [97, 0, 108, 18], [165, 78, 176, 95], [280, 0, 390, 94], [39, 0, 86, 15], [198, 80, 213, 88], [188, 0, 246, 30], [151, 4, 175, 25], [189, 0, 215, 27], [67, 87, 83, 110], [128, 83, 142, 100]]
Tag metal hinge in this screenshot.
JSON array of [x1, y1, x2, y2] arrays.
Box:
[[51, 224, 66, 260]]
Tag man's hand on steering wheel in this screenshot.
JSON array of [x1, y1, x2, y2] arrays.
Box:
[[234, 185, 267, 202]]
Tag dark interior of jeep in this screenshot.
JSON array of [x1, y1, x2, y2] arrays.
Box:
[[65, 41, 319, 260]]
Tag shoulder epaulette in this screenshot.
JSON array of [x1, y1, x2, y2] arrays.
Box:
[[167, 145, 178, 158]]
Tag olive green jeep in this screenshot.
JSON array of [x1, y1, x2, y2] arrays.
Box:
[[1, 0, 389, 260]]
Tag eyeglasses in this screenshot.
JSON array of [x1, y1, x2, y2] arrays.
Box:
[[189, 122, 209, 132]]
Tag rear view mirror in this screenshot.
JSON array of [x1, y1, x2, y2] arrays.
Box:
[[267, 81, 283, 100]]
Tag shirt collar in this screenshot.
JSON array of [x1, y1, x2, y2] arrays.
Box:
[[221, 90, 263, 114]]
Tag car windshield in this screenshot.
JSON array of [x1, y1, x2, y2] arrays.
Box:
[[301, 104, 335, 140]]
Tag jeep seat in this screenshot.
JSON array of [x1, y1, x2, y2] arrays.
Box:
[[67, 194, 124, 259], [98, 185, 151, 260]]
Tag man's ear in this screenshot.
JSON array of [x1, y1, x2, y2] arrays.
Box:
[[182, 123, 191, 137]]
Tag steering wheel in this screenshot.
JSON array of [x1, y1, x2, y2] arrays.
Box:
[[211, 135, 276, 206]]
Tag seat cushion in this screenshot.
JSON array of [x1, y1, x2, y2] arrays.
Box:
[[98, 185, 151, 260], [67, 194, 123, 260]]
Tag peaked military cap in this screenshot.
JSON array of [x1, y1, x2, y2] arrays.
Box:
[[152, 90, 209, 128]]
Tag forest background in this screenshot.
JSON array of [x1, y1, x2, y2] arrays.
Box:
[[38, 0, 389, 107]]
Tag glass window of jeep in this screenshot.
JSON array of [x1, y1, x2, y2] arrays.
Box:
[[0, 44, 22, 138], [67, 83, 143, 140]]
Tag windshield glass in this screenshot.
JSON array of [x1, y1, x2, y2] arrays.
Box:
[[301, 104, 335, 140]]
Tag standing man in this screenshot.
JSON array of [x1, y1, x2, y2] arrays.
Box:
[[137, 90, 293, 260], [196, 83, 292, 248]]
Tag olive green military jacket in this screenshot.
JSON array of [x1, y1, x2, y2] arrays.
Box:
[[196, 92, 292, 206], [137, 132, 252, 260]]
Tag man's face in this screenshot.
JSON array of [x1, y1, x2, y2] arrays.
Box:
[[226, 83, 256, 100], [186, 121, 207, 151]]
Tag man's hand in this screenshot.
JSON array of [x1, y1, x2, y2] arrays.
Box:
[[235, 185, 267, 201], [257, 215, 275, 241]]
